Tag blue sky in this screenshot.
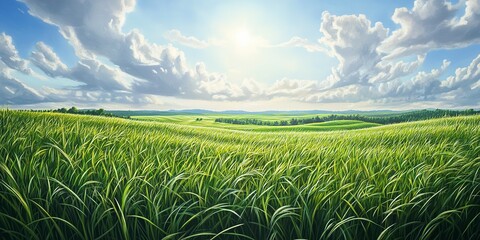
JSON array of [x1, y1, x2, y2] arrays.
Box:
[[0, 0, 479, 110]]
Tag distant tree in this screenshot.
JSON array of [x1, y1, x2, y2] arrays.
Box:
[[96, 108, 105, 115], [67, 106, 78, 113], [290, 118, 298, 125]]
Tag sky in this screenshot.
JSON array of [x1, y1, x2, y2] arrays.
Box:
[[0, 0, 480, 111]]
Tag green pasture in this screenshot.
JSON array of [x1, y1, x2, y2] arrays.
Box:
[[1, 110, 479, 239], [132, 115, 380, 132]]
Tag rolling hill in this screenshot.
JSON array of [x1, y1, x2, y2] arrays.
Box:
[[1, 110, 479, 239]]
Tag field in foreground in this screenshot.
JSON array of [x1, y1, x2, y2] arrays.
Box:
[[1, 111, 480, 239]]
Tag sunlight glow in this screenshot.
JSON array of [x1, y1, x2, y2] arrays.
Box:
[[234, 28, 252, 48]]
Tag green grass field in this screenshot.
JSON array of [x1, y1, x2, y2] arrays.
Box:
[[133, 115, 381, 132], [133, 113, 332, 123], [1, 110, 480, 239]]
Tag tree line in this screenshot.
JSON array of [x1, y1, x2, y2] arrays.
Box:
[[215, 109, 479, 126], [20, 107, 130, 119]]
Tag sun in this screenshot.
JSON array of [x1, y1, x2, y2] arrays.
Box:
[[234, 28, 252, 48]]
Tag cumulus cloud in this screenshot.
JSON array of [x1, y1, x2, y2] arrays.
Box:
[[271, 2, 478, 105], [392, 59, 451, 100], [30, 42, 130, 91], [298, 59, 451, 103], [441, 54, 480, 90], [299, 53, 477, 106], [0, 63, 44, 104], [30, 42, 68, 77], [20, 0, 136, 59], [15, 0, 432, 105], [0, 33, 44, 105], [268, 4, 478, 105], [380, 0, 480, 58], [30, 40, 258, 103], [319, 12, 388, 88], [178, 63, 264, 101], [278, 8, 473, 105], [11, 0, 480, 107], [0, 32, 32, 74], [304, 84, 372, 103], [267, 78, 319, 98], [21, 0, 242, 100], [439, 54, 480, 105], [69, 59, 131, 91], [301, 55, 480, 106], [369, 55, 426, 84], [255, 12, 422, 103], [164, 29, 209, 49]]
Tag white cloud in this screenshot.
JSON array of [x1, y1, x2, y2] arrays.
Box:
[[30, 42, 131, 91], [10, 0, 480, 107], [274, 36, 327, 53], [278, 9, 474, 105], [441, 54, 480, 90], [0, 63, 44, 104], [439, 54, 480, 105], [369, 55, 426, 84], [30, 42, 68, 77], [299, 59, 451, 103], [21, 0, 251, 101], [186, 63, 263, 101], [281, 4, 478, 105], [267, 78, 318, 98], [0, 33, 44, 105], [319, 11, 388, 88], [380, 0, 480, 59], [164, 29, 209, 49], [68, 59, 131, 91], [275, 11, 420, 103], [0, 32, 32, 74], [304, 84, 372, 103], [30, 39, 259, 102], [392, 59, 450, 100]]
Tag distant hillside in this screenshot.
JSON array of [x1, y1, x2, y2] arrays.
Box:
[[215, 109, 480, 126], [107, 109, 404, 117]]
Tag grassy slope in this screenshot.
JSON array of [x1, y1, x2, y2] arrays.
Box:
[[133, 115, 381, 132], [1, 111, 480, 239], [247, 120, 380, 132]]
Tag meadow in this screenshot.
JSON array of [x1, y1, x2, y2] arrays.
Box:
[[1, 110, 480, 239], [133, 115, 381, 132]]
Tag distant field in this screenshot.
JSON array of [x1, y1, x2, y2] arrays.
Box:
[[245, 120, 380, 132], [133, 115, 381, 132], [133, 113, 332, 122], [1, 110, 480, 239], [129, 110, 480, 129]]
